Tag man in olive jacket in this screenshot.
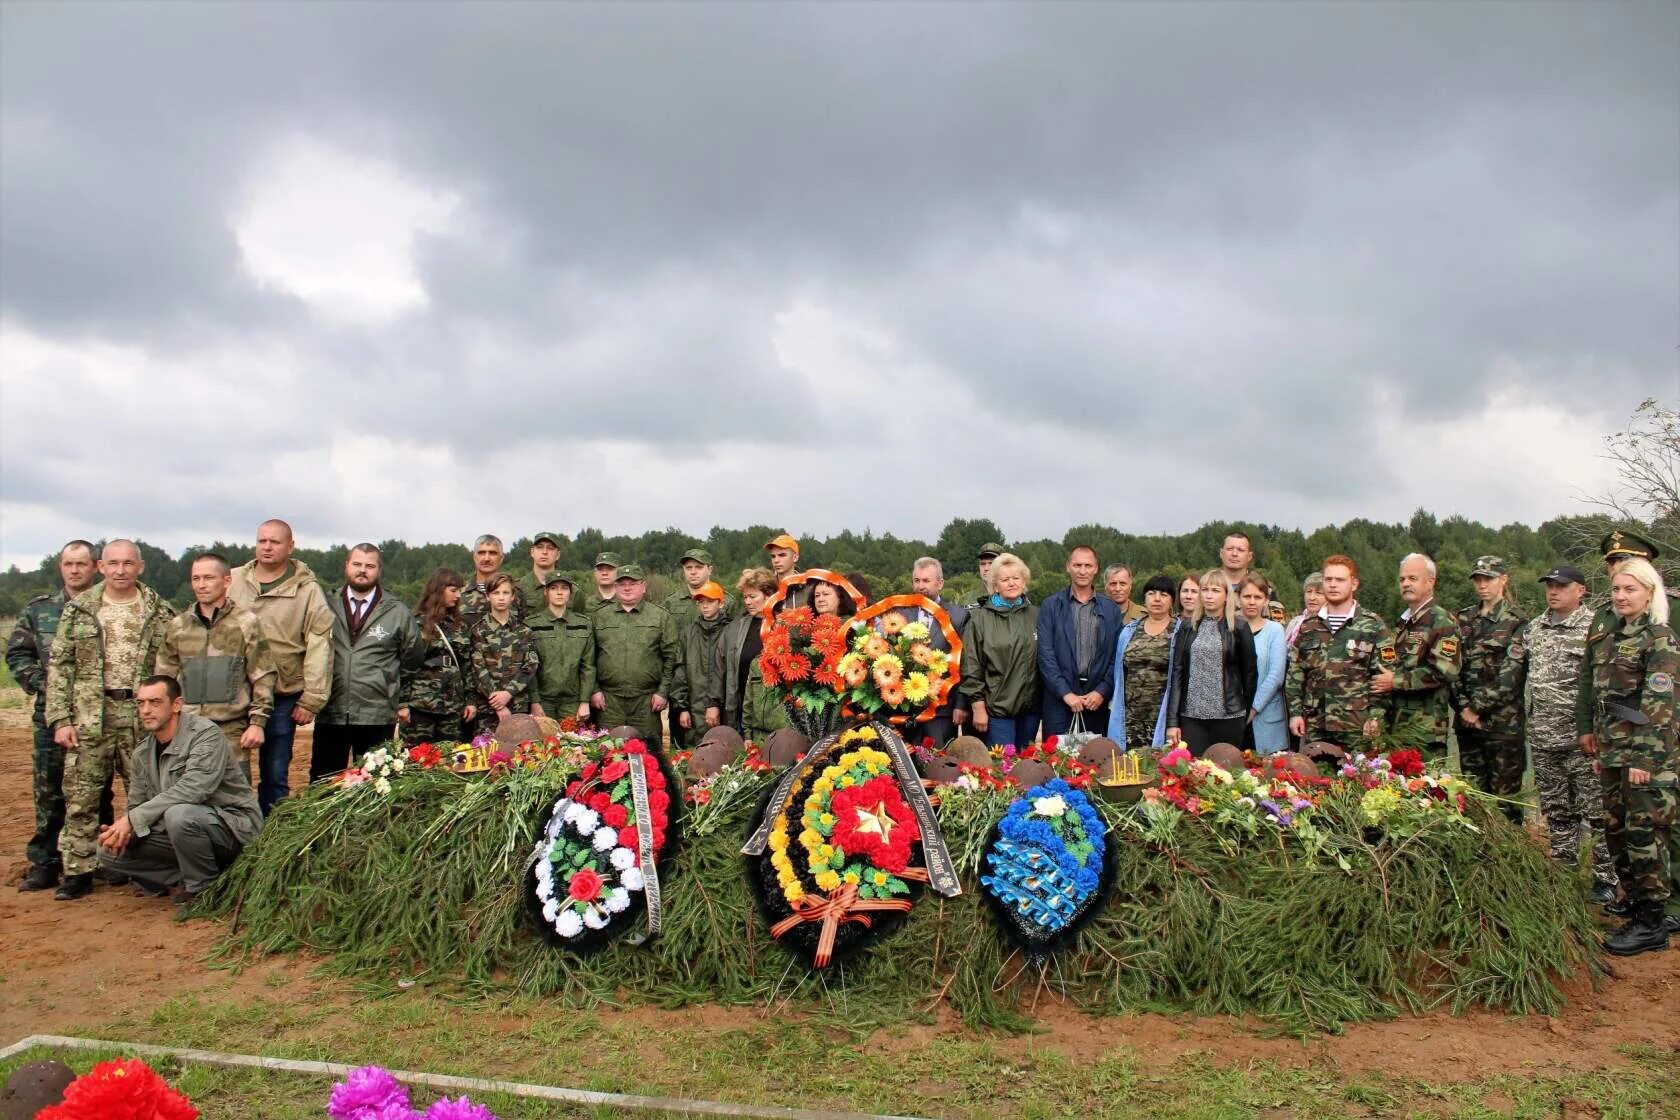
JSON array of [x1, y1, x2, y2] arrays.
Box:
[[97, 676, 261, 902], [590, 564, 679, 743], [529, 571, 596, 723], [313, 544, 424, 780]]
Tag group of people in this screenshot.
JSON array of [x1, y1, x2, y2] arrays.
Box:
[[7, 523, 1676, 957]]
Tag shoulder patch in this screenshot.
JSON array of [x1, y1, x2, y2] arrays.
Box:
[[1438, 637, 1459, 657], [1379, 646, 1397, 663], [1650, 673, 1673, 694]]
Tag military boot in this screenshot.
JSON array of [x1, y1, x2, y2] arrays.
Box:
[[19, 863, 60, 892], [1604, 905, 1671, 957], [53, 873, 93, 901], [1601, 895, 1634, 917]]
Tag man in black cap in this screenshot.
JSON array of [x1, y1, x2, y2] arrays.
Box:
[[518, 531, 565, 617], [1522, 564, 1617, 903], [966, 542, 1005, 609]]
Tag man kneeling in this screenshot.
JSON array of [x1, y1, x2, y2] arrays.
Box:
[[97, 676, 262, 903]]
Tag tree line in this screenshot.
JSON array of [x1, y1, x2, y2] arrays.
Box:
[[0, 511, 1662, 623]]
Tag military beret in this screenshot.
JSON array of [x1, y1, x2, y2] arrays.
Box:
[[1538, 565, 1587, 586], [680, 548, 714, 566], [593, 551, 623, 569], [540, 570, 576, 589], [1470, 555, 1507, 577], [1601, 529, 1659, 562], [978, 542, 1005, 560], [615, 563, 646, 582], [532, 530, 563, 548]]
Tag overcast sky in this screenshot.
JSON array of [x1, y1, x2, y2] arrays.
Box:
[[2, 2, 1675, 569]]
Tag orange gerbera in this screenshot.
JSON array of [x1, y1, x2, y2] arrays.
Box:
[[879, 611, 908, 636], [880, 681, 907, 707], [873, 656, 904, 687], [908, 642, 935, 667], [863, 635, 891, 659]]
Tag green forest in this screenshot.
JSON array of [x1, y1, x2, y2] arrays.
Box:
[[0, 511, 1659, 623]]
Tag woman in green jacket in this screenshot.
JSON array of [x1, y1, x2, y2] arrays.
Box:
[[961, 552, 1041, 747], [709, 568, 790, 745], [528, 572, 596, 724]]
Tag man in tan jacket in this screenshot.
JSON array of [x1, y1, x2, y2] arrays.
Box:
[[228, 519, 333, 814], [156, 552, 277, 783]]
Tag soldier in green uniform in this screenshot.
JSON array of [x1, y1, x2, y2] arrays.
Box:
[[663, 548, 735, 749], [586, 552, 622, 614], [673, 580, 731, 742], [965, 543, 1006, 610], [529, 571, 596, 725], [1452, 556, 1527, 822], [5, 540, 103, 892], [467, 572, 540, 738], [590, 563, 679, 744], [517, 531, 564, 618], [154, 553, 277, 784], [1286, 554, 1392, 748], [1586, 556, 1677, 955], [45, 539, 176, 900], [398, 569, 474, 746], [1372, 553, 1461, 761], [461, 534, 522, 630], [709, 568, 791, 744]]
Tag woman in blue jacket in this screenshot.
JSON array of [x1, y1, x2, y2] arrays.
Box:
[[1107, 576, 1181, 749], [1237, 575, 1288, 753]]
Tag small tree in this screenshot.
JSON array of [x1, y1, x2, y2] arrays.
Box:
[[1566, 398, 1680, 583]]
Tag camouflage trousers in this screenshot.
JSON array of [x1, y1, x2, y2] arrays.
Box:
[[1600, 766, 1676, 910], [1531, 744, 1617, 889], [1456, 729, 1525, 824], [27, 717, 113, 868], [58, 705, 136, 877], [401, 710, 463, 747]]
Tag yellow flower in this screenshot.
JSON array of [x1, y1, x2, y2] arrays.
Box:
[[818, 813, 835, 828], [786, 884, 805, 902], [817, 843, 834, 860], [814, 870, 841, 891], [904, 672, 931, 704], [768, 831, 789, 852], [799, 829, 823, 849], [872, 870, 890, 887], [842, 869, 861, 886]]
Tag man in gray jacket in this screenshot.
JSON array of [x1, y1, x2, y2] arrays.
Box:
[[97, 675, 262, 902], [312, 543, 424, 781]]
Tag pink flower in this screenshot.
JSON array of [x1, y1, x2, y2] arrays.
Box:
[[423, 1097, 498, 1120], [328, 1066, 411, 1120]]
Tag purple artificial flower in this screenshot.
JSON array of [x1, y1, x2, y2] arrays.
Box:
[[424, 1096, 499, 1120], [329, 1066, 413, 1120]]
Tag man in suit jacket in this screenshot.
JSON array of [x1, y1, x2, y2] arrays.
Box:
[[911, 557, 971, 749], [1037, 545, 1123, 739], [97, 675, 262, 903]]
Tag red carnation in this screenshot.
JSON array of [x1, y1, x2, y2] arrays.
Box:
[[653, 828, 667, 851], [1386, 749, 1425, 777], [579, 761, 599, 782], [567, 868, 603, 902], [649, 789, 670, 813], [588, 791, 612, 813], [618, 825, 640, 851], [603, 803, 629, 828], [37, 1059, 198, 1120], [601, 759, 631, 782], [625, 739, 647, 753]]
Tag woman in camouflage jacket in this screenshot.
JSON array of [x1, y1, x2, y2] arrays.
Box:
[[399, 569, 475, 746]]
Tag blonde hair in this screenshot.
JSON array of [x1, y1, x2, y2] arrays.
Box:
[[1612, 557, 1670, 627], [985, 552, 1031, 595], [735, 566, 779, 597], [1192, 568, 1237, 628]]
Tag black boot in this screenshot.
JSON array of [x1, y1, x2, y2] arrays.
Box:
[[19, 863, 60, 892], [1605, 905, 1671, 957], [53, 872, 93, 901], [1602, 895, 1634, 917], [94, 867, 131, 886], [1665, 914, 1680, 936], [1588, 882, 1618, 907]]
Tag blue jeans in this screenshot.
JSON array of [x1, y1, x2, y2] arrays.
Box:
[[983, 712, 1041, 749], [259, 692, 300, 815]]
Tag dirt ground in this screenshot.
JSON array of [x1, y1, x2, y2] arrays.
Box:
[[1, 698, 1676, 1081]]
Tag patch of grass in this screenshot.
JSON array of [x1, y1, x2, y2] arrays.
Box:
[[3, 1024, 1676, 1120]]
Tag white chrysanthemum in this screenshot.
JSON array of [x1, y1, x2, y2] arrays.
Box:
[[374, 778, 392, 796], [582, 907, 608, 930], [604, 888, 631, 914], [391, 758, 405, 772], [575, 809, 600, 834], [542, 898, 559, 923], [621, 867, 645, 891], [555, 909, 583, 938], [536, 859, 554, 887], [1031, 795, 1068, 818], [592, 827, 617, 852], [562, 801, 582, 824], [610, 847, 636, 871]]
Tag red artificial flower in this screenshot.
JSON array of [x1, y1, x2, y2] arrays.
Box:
[[1386, 749, 1425, 778], [579, 761, 600, 783], [568, 868, 603, 902], [37, 1059, 197, 1120], [601, 759, 631, 782], [408, 743, 443, 769], [649, 789, 670, 813], [588, 791, 612, 813], [618, 825, 640, 851], [603, 803, 629, 828], [694, 788, 712, 804], [829, 775, 919, 873], [625, 739, 647, 754]]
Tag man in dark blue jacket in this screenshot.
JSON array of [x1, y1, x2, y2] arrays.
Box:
[[1037, 545, 1122, 739]]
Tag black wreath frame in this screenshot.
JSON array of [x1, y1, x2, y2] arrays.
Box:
[[978, 792, 1117, 961]]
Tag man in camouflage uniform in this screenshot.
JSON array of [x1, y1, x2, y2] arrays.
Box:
[[1372, 553, 1461, 762], [154, 553, 277, 783], [517, 531, 564, 617], [664, 548, 735, 749], [461, 534, 521, 629], [529, 571, 596, 724], [589, 564, 679, 743], [1585, 562, 1677, 955], [6, 540, 104, 891], [45, 539, 176, 900], [466, 581, 540, 738], [1523, 564, 1617, 902], [1286, 555, 1392, 748], [1451, 556, 1527, 821], [586, 552, 621, 614]]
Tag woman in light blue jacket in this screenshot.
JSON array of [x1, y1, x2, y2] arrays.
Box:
[[1107, 576, 1182, 749], [1237, 575, 1288, 753]]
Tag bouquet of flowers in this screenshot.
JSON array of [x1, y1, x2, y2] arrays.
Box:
[[835, 600, 962, 722], [759, 606, 851, 724], [337, 743, 409, 794], [327, 1065, 498, 1119], [36, 1059, 196, 1120], [1339, 749, 1478, 836], [530, 738, 675, 949], [1143, 747, 1326, 839]]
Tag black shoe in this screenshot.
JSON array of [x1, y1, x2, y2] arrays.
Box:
[[1605, 912, 1671, 957], [19, 864, 60, 892], [1602, 896, 1634, 917], [1665, 914, 1680, 936], [1589, 883, 1618, 906], [135, 880, 170, 899], [53, 873, 93, 901], [94, 867, 131, 886]]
